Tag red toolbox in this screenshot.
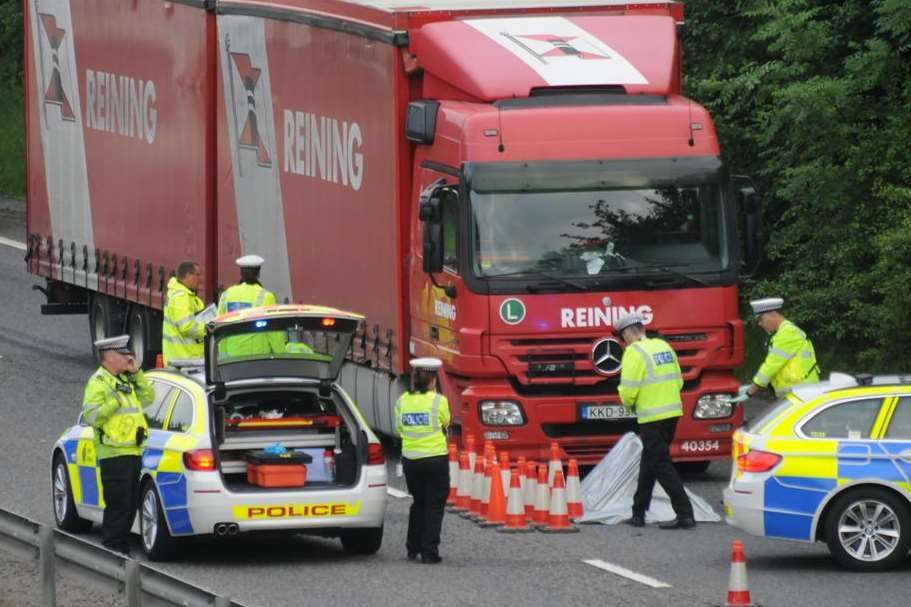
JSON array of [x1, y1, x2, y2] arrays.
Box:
[[246, 450, 312, 488]]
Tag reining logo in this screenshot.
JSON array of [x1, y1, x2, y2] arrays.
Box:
[[38, 13, 75, 121], [502, 33, 610, 64], [229, 52, 271, 167]]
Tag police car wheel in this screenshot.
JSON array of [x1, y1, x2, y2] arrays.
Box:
[[824, 487, 911, 572], [140, 483, 176, 561], [52, 455, 92, 533], [339, 525, 383, 555]]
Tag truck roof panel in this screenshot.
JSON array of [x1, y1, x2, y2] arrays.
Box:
[[349, 0, 677, 11]]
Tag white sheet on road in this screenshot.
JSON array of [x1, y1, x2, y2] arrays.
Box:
[[579, 432, 721, 525]]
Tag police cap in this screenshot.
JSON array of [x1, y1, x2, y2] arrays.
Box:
[[409, 357, 443, 371], [614, 312, 645, 334], [750, 297, 784, 315], [236, 254, 265, 269], [94, 334, 132, 354]]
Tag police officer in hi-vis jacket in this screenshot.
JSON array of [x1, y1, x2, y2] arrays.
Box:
[[395, 357, 451, 564]]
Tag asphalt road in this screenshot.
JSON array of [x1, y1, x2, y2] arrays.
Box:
[[0, 199, 907, 606]]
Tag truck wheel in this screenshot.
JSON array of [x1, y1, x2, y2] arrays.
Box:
[[128, 305, 159, 369], [140, 482, 177, 561], [340, 526, 383, 555], [52, 454, 93, 533], [824, 487, 911, 572], [89, 294, 111, 359]]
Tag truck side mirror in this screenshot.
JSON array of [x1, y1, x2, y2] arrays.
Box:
[[733, 175, 764, 276], [405, 101, 440, 145], [418, 185, 455, 296]]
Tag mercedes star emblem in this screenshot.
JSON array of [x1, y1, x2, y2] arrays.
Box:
[[591, 337, 624, 376]]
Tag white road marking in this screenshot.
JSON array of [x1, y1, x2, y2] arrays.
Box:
[[582, 559, 672, 589], [0, 236, 26, 251], [386, 487, 410, 499]]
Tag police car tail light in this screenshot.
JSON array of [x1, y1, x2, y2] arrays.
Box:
[[736, 449, 781, 473], [183, 449, 216, 471], [694, 394, 734, 419], [367, 443, 385, 465], [479, 401, 526, 426]]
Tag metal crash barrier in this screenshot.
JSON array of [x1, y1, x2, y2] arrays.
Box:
[[0, 508, 247, 607]]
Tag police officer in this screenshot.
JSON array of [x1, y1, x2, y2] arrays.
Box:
[[217, 254, 283, 355], [82, 335, 152, 554], [616, 313, 696, 530], [395, 357, 451, 564], [162, 260, 206, 365], [746, 297, 820, 398]]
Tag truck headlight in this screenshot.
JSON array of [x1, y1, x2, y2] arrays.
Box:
[[479, 401, 526, 426], [694, 394, 734, 419]]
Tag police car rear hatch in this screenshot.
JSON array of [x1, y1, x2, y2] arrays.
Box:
[[205, 305, 364, 386]]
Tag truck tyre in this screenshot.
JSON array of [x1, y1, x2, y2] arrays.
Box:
[[128, 305, 160, 369], [340, 525, 383, 555], [824, 487, 911, 572], [140, 482, 177, 561], [89, 293, 112, 359], [52, 454, 93, 533]]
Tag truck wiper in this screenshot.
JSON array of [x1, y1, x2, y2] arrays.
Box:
[[483, 269, 588, 292], [618, 262, 711, 287]]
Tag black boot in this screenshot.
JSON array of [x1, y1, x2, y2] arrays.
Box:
[[658, 516, 696, 530]]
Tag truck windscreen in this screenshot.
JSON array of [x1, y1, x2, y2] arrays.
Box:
[[465, 157, 731, 285]]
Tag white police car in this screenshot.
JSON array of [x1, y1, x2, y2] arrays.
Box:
[[51, 305, 388, 560]]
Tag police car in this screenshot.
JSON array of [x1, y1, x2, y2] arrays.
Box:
[[51, 305, 388, 560], [723, 373, 911, 571]]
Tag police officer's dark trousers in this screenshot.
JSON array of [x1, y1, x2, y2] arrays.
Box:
[[402, 455, 449, 557], [100, 455, 141, 553], [633, 418, 693, 519]]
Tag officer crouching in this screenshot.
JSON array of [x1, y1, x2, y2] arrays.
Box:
[[395, 357, 451, 564], [82, 335, 152, 555]]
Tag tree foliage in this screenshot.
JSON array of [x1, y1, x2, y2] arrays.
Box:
[[684, 0, 911, 372], [0, 0, 22, 89]]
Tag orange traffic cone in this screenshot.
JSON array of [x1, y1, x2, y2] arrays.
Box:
[[566, 458, 583, 521], [523, 461, 538, 519], [516, 456, 527, 491], [465, 455, 485, 519], [499, 468, 534, 533], [726, 540, 758, 606], [547, 442, 562, 487], [154, 353, 163, 368], [479, 461, 506, 528], [465, 434, 477, 474], [453, 452, 471, 512], [539, 469, 579, 533], [532, 463, 550, 527], [478, 457, 494, 522], [499, 451, 511, 495], [446, 443, 458, 506]]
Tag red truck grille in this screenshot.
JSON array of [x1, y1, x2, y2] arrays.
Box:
[[493, 332, 718, 386]]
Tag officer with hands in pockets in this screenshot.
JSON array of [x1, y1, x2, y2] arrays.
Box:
[[395, 357, 451, 564]]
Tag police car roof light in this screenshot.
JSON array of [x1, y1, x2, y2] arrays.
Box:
[[854, 373, 874, 386]]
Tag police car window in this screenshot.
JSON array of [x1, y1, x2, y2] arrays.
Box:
[[801, 398, 883, 439], [167, 391, 194, 433], [885, 397, 911, 439], [144, 381, 174, 429]]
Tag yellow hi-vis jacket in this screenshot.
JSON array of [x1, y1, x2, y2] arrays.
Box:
[[753, 319, 819, 396], [82, 368, 152, 460], [618, 337, 684, 424], [216, 282, 284, 357], [162, 277, 205, 365], [395, 391, 451, 459]]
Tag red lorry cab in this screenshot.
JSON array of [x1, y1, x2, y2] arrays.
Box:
[[25, 0, 762, 466]]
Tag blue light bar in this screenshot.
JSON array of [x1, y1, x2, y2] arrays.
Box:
[[254, 320, 267, 328]]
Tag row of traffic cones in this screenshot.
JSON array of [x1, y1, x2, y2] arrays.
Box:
[[447, 439, 582, 532]]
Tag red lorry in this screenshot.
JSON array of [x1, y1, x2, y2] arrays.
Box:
[[25, 0, 762, 467]]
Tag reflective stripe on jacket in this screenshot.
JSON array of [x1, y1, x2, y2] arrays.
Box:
[[162, 277, 205, 364], [216, 283, 284, 357], [618, 337, 684, 424], [753, 319, 819, 396], [395, 391, 451, 459], [81, 367, 152, 460]]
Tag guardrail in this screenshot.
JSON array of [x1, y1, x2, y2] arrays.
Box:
[[0, 508, 248, 607]]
